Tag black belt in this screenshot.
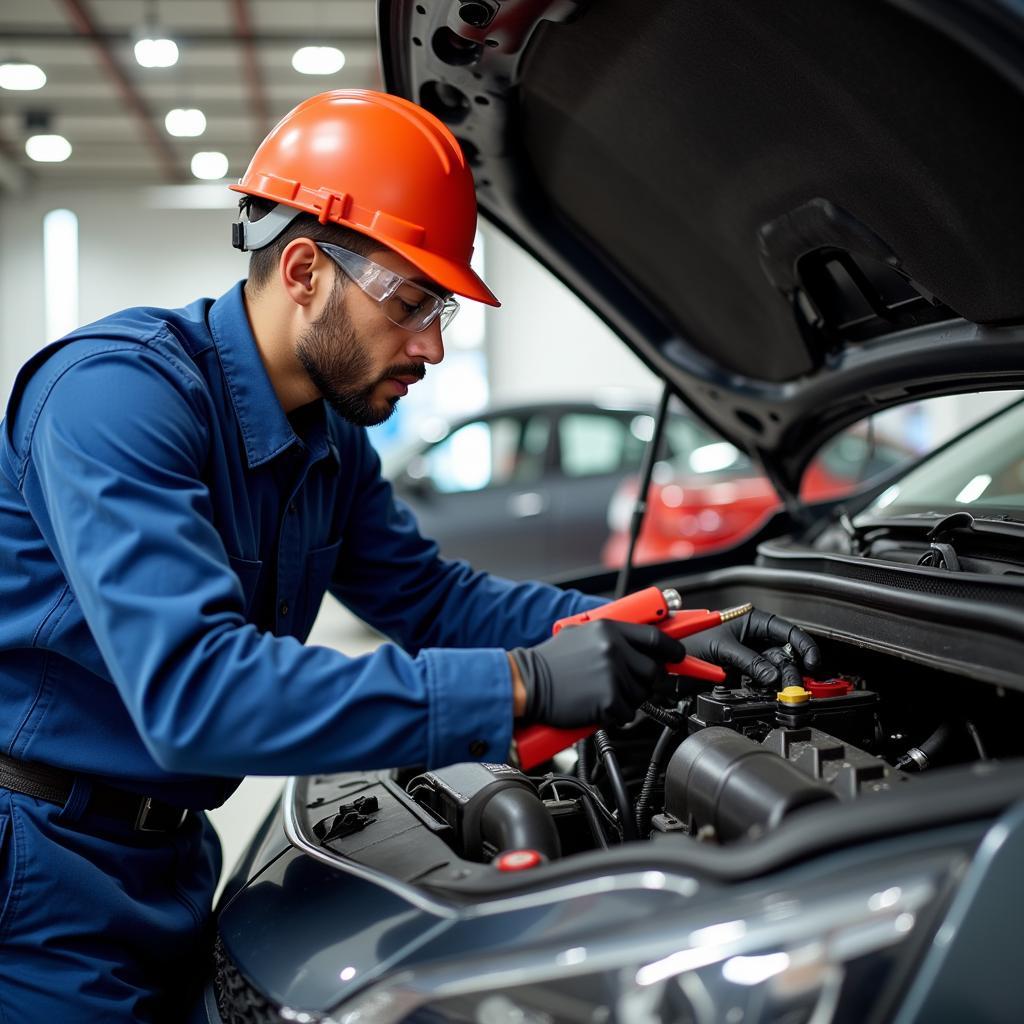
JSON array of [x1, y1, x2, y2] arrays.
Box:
[[0, 752, 188, 833]]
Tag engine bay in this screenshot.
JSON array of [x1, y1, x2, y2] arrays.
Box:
[[297, 629, 1024, 883], [395, 636, 1019, 864]]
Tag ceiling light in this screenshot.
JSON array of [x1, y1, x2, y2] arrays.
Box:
[[134, 36, 178, 68], [190, 151, 229, 180], [165, 107, 206, 137], [26, 134, 72, 163], [0, 62, 46, 91], [291, 46, 346, 75]]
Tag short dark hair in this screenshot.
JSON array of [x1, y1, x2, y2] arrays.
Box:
[[242, 196, 381, 292]]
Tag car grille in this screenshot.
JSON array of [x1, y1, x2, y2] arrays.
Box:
[[214, 935, 293, 1024]]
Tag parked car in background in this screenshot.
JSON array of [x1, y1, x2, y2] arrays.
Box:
[[604, 423, 910, 566], [385, 399, 728, 578]]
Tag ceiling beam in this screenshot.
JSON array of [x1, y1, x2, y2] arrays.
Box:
[[228, 0, 271, 141], [57, 0, 183, 183], [0, 28, 378, 47]]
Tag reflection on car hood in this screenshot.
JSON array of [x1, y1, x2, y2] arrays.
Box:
[[379, 0, 1024, 499]]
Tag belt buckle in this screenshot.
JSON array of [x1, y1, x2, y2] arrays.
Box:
[[134, 796, 188, 833]]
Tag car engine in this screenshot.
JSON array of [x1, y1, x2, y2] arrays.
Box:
[[395, 636, 1019, 862]]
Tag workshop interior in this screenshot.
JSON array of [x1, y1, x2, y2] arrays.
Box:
[[2, 2, 1024, 1023]]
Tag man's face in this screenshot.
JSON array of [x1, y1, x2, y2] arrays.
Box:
[[295, 247, 445, 427]]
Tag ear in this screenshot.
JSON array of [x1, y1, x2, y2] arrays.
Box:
[[278, 238, 331, 311]]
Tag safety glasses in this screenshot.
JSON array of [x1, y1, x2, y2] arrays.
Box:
[[317, 242, 460, 333]]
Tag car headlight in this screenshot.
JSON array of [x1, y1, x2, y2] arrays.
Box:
[[320, 848, 962, 1024]]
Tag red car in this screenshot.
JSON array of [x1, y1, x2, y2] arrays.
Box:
[[604, 429, 909, 565]]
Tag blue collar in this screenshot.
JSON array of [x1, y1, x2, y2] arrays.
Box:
[[208, 281, 306, 469]]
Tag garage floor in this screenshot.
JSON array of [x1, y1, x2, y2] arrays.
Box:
[[206, 599, 383, 895]]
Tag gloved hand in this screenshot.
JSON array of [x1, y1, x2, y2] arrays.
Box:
[[510, 621, 686, 729], [683, 609, 820, 685]]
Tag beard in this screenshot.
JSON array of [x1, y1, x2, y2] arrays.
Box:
[[296, 281, 425, 427]]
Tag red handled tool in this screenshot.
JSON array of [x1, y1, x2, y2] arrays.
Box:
[[513, 587, 753, 771]]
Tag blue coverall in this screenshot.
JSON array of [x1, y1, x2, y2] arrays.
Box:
[[0, 281, 601, 1020]]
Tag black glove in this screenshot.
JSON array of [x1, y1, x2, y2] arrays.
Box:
[[511, 621, 686, 729], [683, 609, 820, 685]]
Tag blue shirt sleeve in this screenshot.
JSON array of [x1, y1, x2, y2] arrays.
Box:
[[20, 343, 594, 777]]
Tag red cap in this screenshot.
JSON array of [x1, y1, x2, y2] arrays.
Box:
[[495, 849, 544, 871], [803, 677, 854, 698]]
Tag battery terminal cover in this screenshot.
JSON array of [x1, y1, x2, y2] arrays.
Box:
[[777, 685, 811, 705], [804, 677, 855, 698]]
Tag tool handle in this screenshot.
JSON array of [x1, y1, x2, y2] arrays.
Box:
[[513, 658, 723, 770], [552, 586, 669, 633], [660, 609, 719, 639], [514, 723, 597, 772], [664, 654, 726, 682]]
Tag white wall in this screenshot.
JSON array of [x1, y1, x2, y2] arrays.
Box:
[[481, 225, 661, 406], [0, 185, 244, 399]]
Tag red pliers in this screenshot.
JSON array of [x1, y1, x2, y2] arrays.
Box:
[[513, 586, 751, 771]]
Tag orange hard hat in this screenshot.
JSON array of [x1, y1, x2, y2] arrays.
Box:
[[230, 89, 498, 307]]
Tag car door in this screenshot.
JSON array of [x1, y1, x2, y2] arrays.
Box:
[[545, 409, 649, 573], [392, 411, 555, 579]]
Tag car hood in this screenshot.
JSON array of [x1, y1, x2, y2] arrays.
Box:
[[378, 0, 1024, 500]]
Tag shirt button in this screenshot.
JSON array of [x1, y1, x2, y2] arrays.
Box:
[[469, 740, 487, 758], [288, 502, 297, 514], [279, 601, 289, 617]]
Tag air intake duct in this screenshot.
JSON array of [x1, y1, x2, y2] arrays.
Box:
[[665, 727, 837, 841]]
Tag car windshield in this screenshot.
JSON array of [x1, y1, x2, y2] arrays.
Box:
[[858, 399, 1024, 523]]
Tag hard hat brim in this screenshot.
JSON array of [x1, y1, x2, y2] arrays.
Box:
[[390, 240, 501, 308]]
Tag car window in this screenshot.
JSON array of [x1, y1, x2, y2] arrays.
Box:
[[559, 413, 633, 477], [799, 392, 1024, 502], [419, 416, 547, 493], [862, 399, 1024, 518]]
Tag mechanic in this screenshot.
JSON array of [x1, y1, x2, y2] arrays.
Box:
[[0, 90, 819, 1021]]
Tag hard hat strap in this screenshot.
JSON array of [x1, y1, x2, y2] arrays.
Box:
[[231, 203, 304, 252]]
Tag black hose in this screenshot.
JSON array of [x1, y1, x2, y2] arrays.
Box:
[[896, 721, 954, 771], [576, 737, 592, 783], [594, 729, 636, 841], [537, 775, 613, 848], [481, 787, 561, 860], [635, 725, 676, 836], [641, 701, 687, 729]]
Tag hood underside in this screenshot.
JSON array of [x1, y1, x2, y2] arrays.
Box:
[[379, 0, 1024, 496]]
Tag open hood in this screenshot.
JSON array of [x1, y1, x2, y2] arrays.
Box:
[[379, 0, 1024, 498]]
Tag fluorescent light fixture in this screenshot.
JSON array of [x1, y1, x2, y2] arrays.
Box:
[[190, 151, 229, 180], [291, 46, 346, 75], [44, 208, 79, 342], [134, 36, 179, 68], [165, 107, 206, 137], [25, 134, 72, 162], [0, 62, 46, 91]]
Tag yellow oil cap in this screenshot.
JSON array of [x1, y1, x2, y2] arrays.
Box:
[[777, 685, 811, 705]]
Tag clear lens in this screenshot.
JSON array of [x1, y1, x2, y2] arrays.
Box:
[[325, 852, 961, 1024], [317, 243, 459, 333]]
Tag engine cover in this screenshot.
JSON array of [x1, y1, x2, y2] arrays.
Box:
[[659, 724, 906, 842]]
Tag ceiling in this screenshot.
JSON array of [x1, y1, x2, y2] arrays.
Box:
[[0, 0, 380, 190]]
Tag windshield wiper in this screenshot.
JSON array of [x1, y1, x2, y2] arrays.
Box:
[[849, 510, 1024, 570]]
